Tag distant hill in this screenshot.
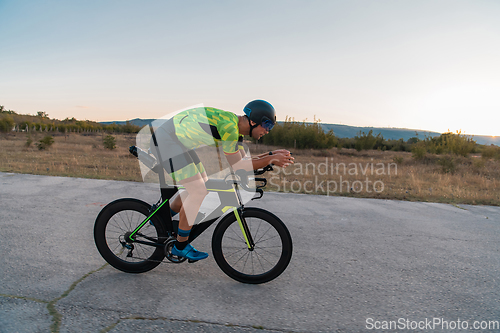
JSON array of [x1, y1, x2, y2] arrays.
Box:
[[100, 118, 155, 129], [100, 119, 500, 146], [318, 124, 440, 141]]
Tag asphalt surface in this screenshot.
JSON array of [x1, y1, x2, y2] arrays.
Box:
[[1, 172, 499, 333]]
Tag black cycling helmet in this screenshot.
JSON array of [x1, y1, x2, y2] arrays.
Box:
[[243, 100, 276, 136]]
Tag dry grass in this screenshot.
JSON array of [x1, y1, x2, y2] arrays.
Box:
[[1, 133, 499, 206], [248, 142, 500, 206], [1, 132, 142, 181]]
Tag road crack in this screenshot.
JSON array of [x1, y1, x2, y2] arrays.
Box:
[[47, 263, 108, 333], [99, 315, 296, 333], [1, 263, 107, 332], [0, 294, 48, 304]]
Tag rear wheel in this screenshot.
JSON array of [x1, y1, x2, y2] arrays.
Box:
[[94, 199, 167, 273], [212, 208, 292, 284]]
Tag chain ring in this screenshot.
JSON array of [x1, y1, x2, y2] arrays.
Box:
[[164, 237, 187, 263]]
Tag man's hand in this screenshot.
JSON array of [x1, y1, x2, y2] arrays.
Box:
[[270, 151, 294, 168]]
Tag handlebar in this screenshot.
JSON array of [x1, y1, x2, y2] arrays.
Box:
[[254, 164, 274, 175], [230, 166, 273, 200]]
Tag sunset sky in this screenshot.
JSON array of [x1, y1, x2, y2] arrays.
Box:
[[1, 0, 499, 136]]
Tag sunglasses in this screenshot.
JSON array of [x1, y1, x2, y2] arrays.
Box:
[[261, 117, 275, 132]]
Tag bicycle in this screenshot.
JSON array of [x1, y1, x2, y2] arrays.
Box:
[[93, 145, 293, 284]]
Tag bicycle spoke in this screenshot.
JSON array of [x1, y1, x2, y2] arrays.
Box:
[[255, 246, 281, 257], [110, 242, 123, 254], [253, 249, 276, 266], [242, 251, 251, 272], [228, 224, 245, 242], [255, 234, 280, 245], [223, 235, 247, 243], [223, 247, 247, 259], [252, 219, 263, 239], [220, 217, 284, 276], [135, 245, 147, 260], [103, 208, 159, 264], [122, 210, 131, 231], [254, 248, 268, 272], [254, 225, 274, 244], [212, 208, 293, 283], [109, 217, 127, 233], [232, 250, 250, 266], [250, 251, 254, 275]]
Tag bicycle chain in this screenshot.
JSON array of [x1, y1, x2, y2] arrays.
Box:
[[123, 237, 187, 264], [125, 256, 177, 264]]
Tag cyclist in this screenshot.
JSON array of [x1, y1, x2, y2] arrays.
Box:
[[151, 100, 294, 261]]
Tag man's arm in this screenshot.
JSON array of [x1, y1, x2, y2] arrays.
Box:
[[225, 149, 294, 171], [252, 149, 292, 159]]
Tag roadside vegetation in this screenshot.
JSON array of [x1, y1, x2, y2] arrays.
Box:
[[1, 107, 498, 205], [1, 106, 139, 134], [1, 131, 498, 206]]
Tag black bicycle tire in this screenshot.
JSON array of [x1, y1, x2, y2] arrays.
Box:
[[212, 208, 292, 284], [94, 198, 167, 273]]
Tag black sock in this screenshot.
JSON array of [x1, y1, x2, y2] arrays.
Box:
[[175, 240, 188, 250]]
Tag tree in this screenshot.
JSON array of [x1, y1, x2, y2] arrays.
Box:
[[37, 111, 49, 118], [36, 136, 54, 150], [261, 116, 337, 149], [103, 135, 116, 150], [0, 106, 17, 115], [354, 130, 380, 151], [0, 116, 15, 132]]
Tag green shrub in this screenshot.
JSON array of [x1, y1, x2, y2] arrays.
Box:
[[429, 131, 475, 156], [338, 137, 355, 150], [393, 156, 404, 164], [261, 117, 338, 149], [36, 136, 54, 150], [0, 116, 15, 132], [407, 137, 420, 144], [412, 142, 427, 160], [103, 135, 116, 150], [445, 131, 476, 156], [411, 131, 476, 158], [481, 145, 500, 160], [387, 138, 409, 152], [354, 130, 380, 151], [438, 155, 456, 174]]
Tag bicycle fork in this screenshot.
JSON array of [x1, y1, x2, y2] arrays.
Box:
[[233, 207, 255, 251]]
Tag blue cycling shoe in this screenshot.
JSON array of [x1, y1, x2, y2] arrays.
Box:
[[171, 243, 208, 261]]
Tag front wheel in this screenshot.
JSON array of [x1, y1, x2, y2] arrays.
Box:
[[94, 198, 167, 273], [212, 208, 293, 284]]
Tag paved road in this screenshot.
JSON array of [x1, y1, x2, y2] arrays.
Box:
[[1, 172, 499, 332]]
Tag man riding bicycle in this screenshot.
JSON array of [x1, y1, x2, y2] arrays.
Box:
[[151, 100, 294, 262]]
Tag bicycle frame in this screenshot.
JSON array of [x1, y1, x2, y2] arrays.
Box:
[[127, 125, 257, 251], [126, 179, 255, 250]]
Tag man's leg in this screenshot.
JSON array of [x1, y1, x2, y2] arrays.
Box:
[[171, 173, 209, 261], [169, 165, 208, 215], [170, 191, 187, 215], [170, 150, 207, 215]]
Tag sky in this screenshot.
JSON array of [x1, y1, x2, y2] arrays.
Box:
[[1, 0, 499, 136]]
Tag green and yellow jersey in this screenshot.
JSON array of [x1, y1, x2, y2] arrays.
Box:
[[173, 107, 243, 155]]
